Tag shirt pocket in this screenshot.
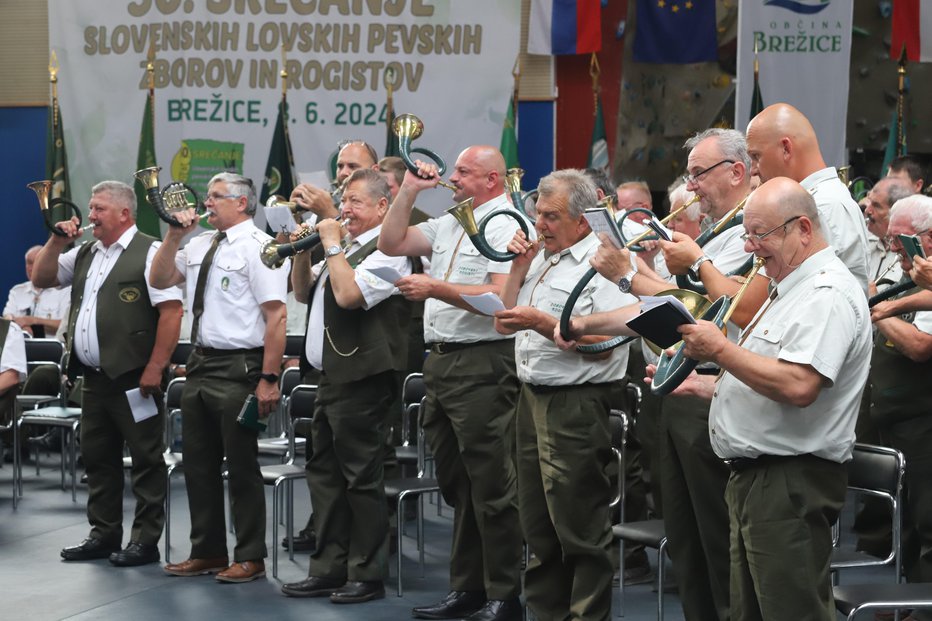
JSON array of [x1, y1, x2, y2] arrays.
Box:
[[747, 322, 782, 357], [450, 243, 489, 283], [213, 256, 249, 298], [544, 276, 585, 318]]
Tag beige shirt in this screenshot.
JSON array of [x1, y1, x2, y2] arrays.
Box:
[[173, 219, 287, 349], [515, 233, 635, 386], [709, 248, 871, 463], [800, 167, 871, 293], [3, 281, 71, 324], [1, 322, 27, 381], [58, 226, 181, 368], [417, 193, 530, 344]]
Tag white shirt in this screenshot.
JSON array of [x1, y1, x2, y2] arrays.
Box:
[[173, 219, 287, 349], [1, 322, 27, 382], [866, 231, 903, 288], [709, 248, 871, 463], [3, 281, 71, 324], [417, 193, 532, 344], [515, 233, 635, 386], [305, 224, 412, 370], [800, 167, 871, 293], [57, 226, 181, 368]]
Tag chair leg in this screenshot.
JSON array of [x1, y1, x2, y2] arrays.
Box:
[[164, 469, 172, 564], [417, 493, 426, 576], [272, 481, 280, 579], [60, 428, 67, 491], [287, 480, 294, 562], [657, 541, 666, 621], [618, 536, 625, 618], [12, 419, 20, 508], [396, 493, 405, 597], [70, 422, 79, 502]]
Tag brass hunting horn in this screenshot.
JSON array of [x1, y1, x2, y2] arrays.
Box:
[[26, 180, 89, 237], [133, 166, 207, 227], [674, 196, 755, 294]]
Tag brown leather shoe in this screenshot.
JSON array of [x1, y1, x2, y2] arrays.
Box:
[[216, 560, 265, 583], [164, 557, 229, 577]]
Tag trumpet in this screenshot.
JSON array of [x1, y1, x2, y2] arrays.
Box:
[[392, 113, 458, 192], [650, 257, 766, 396], [26, 180, 88, 237], [133, 166, 207, 227], [259, 218, 350, 269]]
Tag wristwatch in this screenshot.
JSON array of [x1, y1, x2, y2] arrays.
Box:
[[617, 268, 637, 294], [688, 255, 712, 280], [259, 372, 280, 384], [325, 244, 343, 257]]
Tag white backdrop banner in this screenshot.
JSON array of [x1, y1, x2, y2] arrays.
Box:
[[735, 0, 853, 167], [48, 0, 521, 216]]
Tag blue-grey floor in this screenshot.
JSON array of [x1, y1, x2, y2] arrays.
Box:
[[0, 449, 892, 621]]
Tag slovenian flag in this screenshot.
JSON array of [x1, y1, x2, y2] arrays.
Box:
[[891, 0, 932, 62], [528, 0, 602, 55]]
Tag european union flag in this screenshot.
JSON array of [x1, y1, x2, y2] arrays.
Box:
[[633, 0, 718, 64]]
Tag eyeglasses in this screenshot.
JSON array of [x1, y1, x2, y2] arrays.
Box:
[[205, 193, 241, 202], [740, 215, 803, 245], [682, 159, 735, 185]]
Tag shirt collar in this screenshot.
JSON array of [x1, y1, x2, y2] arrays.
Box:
[[350, 223, 381, 248], [799, 167, 837, 191], [93, 225, 137, 253], [471, 193, 511, 218], [771, 247, 836, 298], [541, 232, 598, 265], [222, 218, 257, 243]]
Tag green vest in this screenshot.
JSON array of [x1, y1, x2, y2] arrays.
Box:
[[307, 236, 411, 383], [869, 289, 932, 426], [67, 231, 160, 379]]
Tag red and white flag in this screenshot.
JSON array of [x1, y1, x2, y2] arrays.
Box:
[[891, 0, 932, 61]]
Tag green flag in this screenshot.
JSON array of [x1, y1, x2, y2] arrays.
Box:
[[45, 91, 70, 204], [587, 96, 608, 171], [880, 107, 905, 177], [749, 68, 764, 123], [259, 98, 297, 223], [134, 91, 161, 238], [385, 107, 400, 158], [500, 97, 519, 169]]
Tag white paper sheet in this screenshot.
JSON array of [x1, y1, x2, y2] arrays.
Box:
[[460, 292, 506, 316], [367, 266, 405, 284], [126, 388, 158, 423]]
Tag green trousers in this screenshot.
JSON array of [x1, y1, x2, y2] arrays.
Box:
[[726, 455, 846, 621], [660, 394, 731, 621], [517, 382, 614, 621], [422, 339, 521, 599], [306, 370, 394, 581], [81, 367, 166, 545], [181, 349, 266, 561]]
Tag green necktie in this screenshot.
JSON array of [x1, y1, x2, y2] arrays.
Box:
[[190, 231, 226, 345]]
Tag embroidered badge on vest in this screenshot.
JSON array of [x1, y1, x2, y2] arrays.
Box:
[[221, 276, 230, 291], [119, 287, 141, 303]]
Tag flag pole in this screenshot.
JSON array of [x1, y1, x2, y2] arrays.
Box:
[[511, 54, 521, 134], [896, 46, 907, 158], [278, 45, 297, 187], [589, 52, 600, 116]]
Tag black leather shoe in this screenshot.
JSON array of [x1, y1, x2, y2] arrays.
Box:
[[61, 537, 121, 561], [330, 580, 385, 604], [412, 590, 487, 619], [281, 575, 344, 598], [463, 598, 522, 621], [280, 529, 316, 552], [109, 541, 160, 567]]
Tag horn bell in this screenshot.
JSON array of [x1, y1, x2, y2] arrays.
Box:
[[446, 198, 479, 236]]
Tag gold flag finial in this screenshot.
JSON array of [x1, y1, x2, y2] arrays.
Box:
[[49, 49, 59, 83], [146, 42, 156, 91]]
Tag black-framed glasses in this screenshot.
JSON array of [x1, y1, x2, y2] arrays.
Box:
[[682, 159, 735, 185], [740, 215, 803, 245]]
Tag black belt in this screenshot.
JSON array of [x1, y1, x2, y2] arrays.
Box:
[[194, 346, 263, 357], [724, 453, 809, 473], [527, 381, 611, 394], [427, 341, 500, 355]]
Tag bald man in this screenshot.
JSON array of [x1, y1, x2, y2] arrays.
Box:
[[746, 103, 870, 292], [290, 141, 380, 223], [379, 145, 525, 621]]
